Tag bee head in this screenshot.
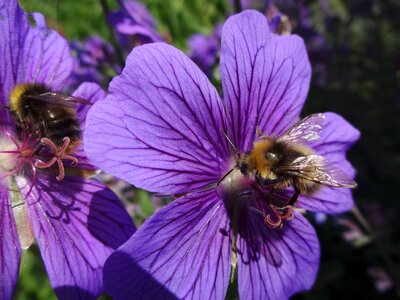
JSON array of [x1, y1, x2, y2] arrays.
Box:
[[236, 152, 251, 176], [239, 162, 249, 176]]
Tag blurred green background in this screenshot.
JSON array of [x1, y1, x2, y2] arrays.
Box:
[[16, 0, 400, 299]]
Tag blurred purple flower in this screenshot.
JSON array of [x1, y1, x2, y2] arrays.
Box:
[[67, 36, 121, 91], [188, 5, 291, 77], [338, 217, 371, 247], [266, 3, 292, 34], [85, 10, 359, 299], [367, 266, 394, 293], [108, 0, 162, 51], [188, 25, 222, 77], [268, 0, 330, 85], [0, 1, 135, 299]]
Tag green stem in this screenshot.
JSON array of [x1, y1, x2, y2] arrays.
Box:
[[99, 0, 125, 67], [233, 0, 242, 14]]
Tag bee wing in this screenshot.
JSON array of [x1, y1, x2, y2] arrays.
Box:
[[277, 113, 325, 143], [277, 155, 357, 188], [26, 92, 92, 107]]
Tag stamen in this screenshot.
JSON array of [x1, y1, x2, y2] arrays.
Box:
[[249, 203, 294, 229], [265, 213, 283, 228], [34, 137, 79, 181]]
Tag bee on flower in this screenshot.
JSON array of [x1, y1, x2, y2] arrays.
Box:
[[0, 1, 135, 299]]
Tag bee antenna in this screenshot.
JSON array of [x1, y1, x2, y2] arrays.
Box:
[[217, 167, 234, 186], [222, 130, 239, 157], [0, 104, 10, 110]]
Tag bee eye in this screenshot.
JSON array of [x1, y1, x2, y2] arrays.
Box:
[[240, 163, 248, 175], [266, 152, 277, 161]]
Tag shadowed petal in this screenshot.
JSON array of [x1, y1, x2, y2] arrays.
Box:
[[108, 11, 162, 44], [0, 187, 21, 300], [104, 189, 231, 300], [298, 112, 360, 213], [0, 0, 72, 122], [84, 43, 229, 194], [237, 211, 320, 300], [71, 82, 106, 171], [22, 175, 135, 300], [73, 82, 106, 129], [220, 10, 311, 152]]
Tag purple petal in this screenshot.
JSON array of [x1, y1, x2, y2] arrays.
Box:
[[108, 11, 162, 45], [0, 0, 27, 122], [72, 82, 106, 130], [237, 211, 320, 300], [19, 13, 73, 90], [104, 189, 231, 299], [220, 10, 311, 152], [297, 112, 360, 213], [0, 0, 72, 122], [22, 175, 135, 300], [118, 0, 156, 28], [84, 43, 229, 194], [68, 82, 106, 172], [0, 188, 21, 300]]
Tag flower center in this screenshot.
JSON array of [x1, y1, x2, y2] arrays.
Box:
[[0, 136, 20, 172], [220, 166, 294, 229], [0, 132, 36, 187]]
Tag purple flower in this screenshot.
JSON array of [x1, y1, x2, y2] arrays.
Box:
[[84, 10, 359, 299], [67, 36, 120, 91], [187, 7, 291, 78], [108, 0, 162, 50], [0, 1, 135, 299], [188, 25, 222, 77]]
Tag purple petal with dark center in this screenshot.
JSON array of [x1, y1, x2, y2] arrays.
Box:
[[104, 189, 231, 299], [22, 174, 135, 300], [0, 187, 21, 300], [297, 112, 360, 213], [220, 10, 311, 152], [0, 0, 72, 122], [84, 43, 229, 194], [237, 211, 320, 300]]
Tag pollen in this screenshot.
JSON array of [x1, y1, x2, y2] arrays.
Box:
[[0, 135, 20, 173], [220, 168, 249, 191]]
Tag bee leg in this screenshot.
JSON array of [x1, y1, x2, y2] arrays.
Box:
[[262, 178, 282, 186], [238, 190, 252, 198], [255, 174, 281, 186], [288, 187, 301, 206]]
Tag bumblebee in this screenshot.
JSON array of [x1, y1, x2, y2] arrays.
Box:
[[8, 83, 91, 180], [235, 113, 356, 205]]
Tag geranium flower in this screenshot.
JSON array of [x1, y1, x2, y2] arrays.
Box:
[[188, 25, 222, 77], [108, 0, 163, 50], [84, 10, 359, 299], [67, 36, 120, 91], [0, 1, 135, 299], [187, 7, 291, 78]]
